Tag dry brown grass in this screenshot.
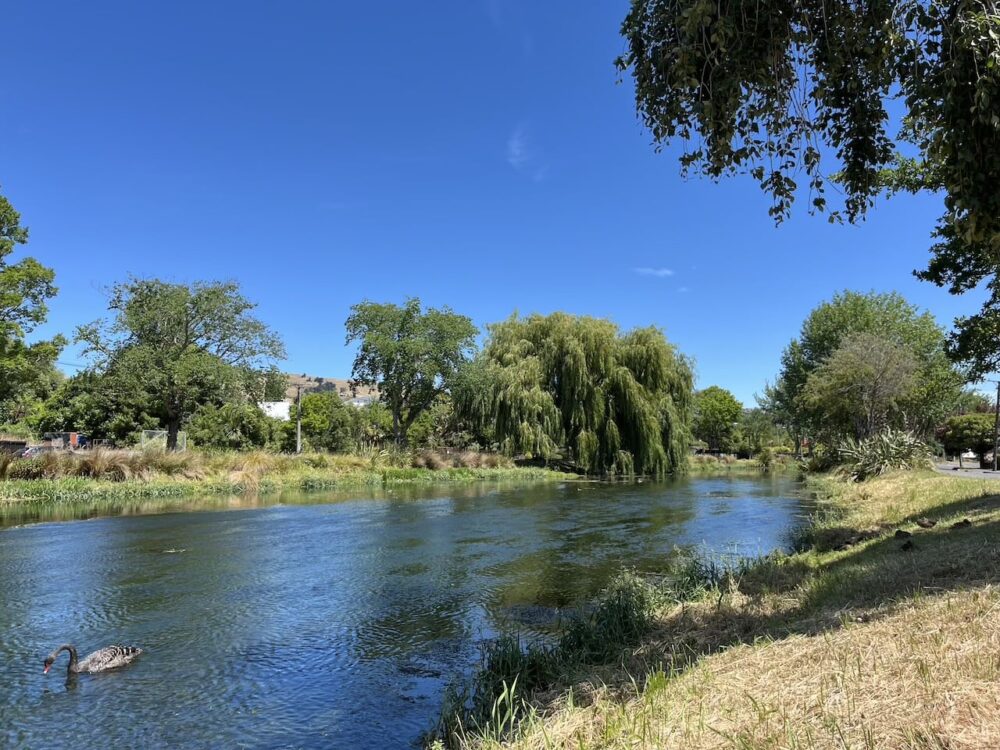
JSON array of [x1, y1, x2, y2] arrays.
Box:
[[412, 450, 513, 470], [495, 588, 1000, 750], [445, 471, 1000, 750]]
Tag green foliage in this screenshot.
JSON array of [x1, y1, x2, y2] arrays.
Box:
[[0, 189, 58, 338], [346, 298, 477, 446], [769, 291, 963, 444], [353, 402, 394, 445], [693, 386, 742, 452], [0, 188, 64, 423], [941, 413, 996, 466], [405, 395, 458, 450], [188, 403, 275, 451], [837, 429, 931, 482], [437, 571, 665, 744], [260, 367, 289, 402], [800, 332, 919, 440], [76, 279, 285, 449], [456, 313, 693, 476], [31, 371, 159, 443], [618, 1, 1000, 375], [953, 389, 994, 415], [284, 392, 355, 453], [735, 407, 787, 458]]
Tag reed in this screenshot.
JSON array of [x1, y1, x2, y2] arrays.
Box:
[[0, 448, 573, 506]]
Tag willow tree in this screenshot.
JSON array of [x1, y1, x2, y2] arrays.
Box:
[[456, 313, 693, 476], [618, 0, 1000, 376]]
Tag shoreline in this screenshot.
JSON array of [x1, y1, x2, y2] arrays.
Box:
[[436, 469, 1000, 749], [0, 453, 797, 507], [0, 465, 577, 506]]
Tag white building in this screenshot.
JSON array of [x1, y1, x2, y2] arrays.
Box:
[[260, 400, 292, 421]]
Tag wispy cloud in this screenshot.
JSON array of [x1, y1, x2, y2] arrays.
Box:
[[506, 126, 530, 169], [506, 124, 548, 182], [633, 267, 675, 278]]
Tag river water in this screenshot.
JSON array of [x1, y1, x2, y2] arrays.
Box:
[[0, 476, 809, 749]]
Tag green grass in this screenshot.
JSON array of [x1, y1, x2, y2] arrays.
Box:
[[0, 448, 574, 506], [433, 571, 671, 745], [685, 453, 800, 475], [436, 470, 1000, 750]]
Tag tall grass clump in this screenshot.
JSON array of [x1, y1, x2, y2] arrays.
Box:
[[435, 571, 666, 746], [412, 451, 513, 471], [0, 453, 15, 480], [837, 429, 931, 482], [73, 448, 136, 481]]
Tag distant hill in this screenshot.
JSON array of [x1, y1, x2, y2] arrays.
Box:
[[282, 373, 378, 403]]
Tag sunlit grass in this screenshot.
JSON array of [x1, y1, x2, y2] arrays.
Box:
[[0, 448, 573, 505], [437, 470, 1000, 750]]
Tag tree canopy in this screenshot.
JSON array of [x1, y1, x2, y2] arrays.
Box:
[[767, 291, 963, 443], [286, 391, 355, 453], [0, 188, 64, 423], [77, 279, 285, 449], [188, 402, 274, 451], [693, 386, 742, 452], [800, 332, 919, 440], [455, 313, 693, 475], [941, 412, 997, 466], [618, 0, 1000, 375], [346, 298, 477, 446]]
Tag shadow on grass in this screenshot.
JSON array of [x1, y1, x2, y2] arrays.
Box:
[[434, 488, 1000, 747]]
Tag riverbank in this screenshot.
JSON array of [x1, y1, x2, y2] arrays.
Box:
[[0, 449, 574, 505], [438, 470, 1000, 749], [686, 453, 799, 475]]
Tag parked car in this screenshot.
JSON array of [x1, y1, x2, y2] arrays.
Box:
[[20, 445, 56, 459]]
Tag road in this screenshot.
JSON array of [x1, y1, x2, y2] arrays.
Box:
[[934, 461, 1000, 480]]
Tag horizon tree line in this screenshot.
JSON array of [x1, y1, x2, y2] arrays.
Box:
[[0, 187, 992, 472]]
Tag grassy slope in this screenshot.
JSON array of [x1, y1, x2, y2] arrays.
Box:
[[460, 471, 1000, 750]]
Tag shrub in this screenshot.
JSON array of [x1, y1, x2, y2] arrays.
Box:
[[437, 572, 665, 744], [74, 448, 135, 481], [756, 447, 774, 470], [0, 453, 15, 480], [411, 450, 513, 471], [837, 429, 931, 482]]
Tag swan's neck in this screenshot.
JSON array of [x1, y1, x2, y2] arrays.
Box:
[[57, 645, 79, 673]]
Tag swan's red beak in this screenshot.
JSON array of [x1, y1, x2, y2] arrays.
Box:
[[43, 664, 50, 674]]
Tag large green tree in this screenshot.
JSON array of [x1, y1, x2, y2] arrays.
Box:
[[0, 188, 64, 422], [31, 370, 159, 442], [77, 279, 285, 449], [767, 291, 963, 443], [618, 1, 1000, 375], [800, 332, 919, 440], [941, 413, 996, 467], [693, 386, 742, 452], [345, 298, 477, 446], [456, 313, 693, 476], [736, 407, 788, 458]]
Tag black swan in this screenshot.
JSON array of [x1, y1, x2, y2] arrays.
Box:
[[43, 644, 143, 675]]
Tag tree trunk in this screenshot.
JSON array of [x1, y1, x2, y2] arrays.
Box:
[[392, 408, 404, 448], [166, 419, 181, 451]]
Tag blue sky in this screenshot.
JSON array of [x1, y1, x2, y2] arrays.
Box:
[[2, 1, 986, 404]]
